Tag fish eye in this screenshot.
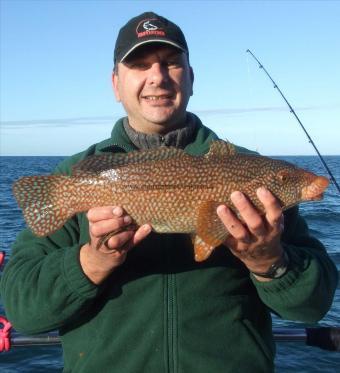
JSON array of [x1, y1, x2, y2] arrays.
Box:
[[277, 170, 289, 183]]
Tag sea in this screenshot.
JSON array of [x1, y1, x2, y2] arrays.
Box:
[[0, 155, 339, 372]]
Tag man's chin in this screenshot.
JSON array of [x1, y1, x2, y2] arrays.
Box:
[[142, 109, 186, 127]]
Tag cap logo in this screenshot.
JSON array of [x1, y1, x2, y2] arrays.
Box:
[[143, 21, 158, 31], [136, 18, 166, 38]]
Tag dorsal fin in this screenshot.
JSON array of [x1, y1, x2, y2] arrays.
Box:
[[205, 140, 236, 159], [72, 146, 188, 176]]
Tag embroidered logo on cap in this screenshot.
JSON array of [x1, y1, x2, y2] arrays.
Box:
[[136, 18, 166, 38]]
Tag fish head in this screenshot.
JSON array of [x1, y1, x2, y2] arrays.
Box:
[[300, 172, 329, 201], [269, 161, 329, 208]]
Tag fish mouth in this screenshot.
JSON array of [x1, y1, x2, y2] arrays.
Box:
[[301, 176, 329, 200]]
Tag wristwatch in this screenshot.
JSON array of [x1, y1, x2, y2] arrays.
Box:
[[250, 251, 289, 279]]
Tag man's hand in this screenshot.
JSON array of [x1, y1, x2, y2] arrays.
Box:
[[80, 206, 152, 285], [217, 187, 285, 281]]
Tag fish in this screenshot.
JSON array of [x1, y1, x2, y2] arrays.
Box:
[[12, 140, 329, 261]]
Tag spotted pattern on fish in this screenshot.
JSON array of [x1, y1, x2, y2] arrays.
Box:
[[72, 146, 187, 176], [12, 140, 329, 261]]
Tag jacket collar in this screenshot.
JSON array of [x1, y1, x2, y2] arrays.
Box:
[[96, 112, 218, 155]]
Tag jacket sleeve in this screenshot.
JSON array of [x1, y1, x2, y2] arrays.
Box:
[[252, 206, 338, 323], [0, 158, 103, 335], [0, 216, 104, 335]]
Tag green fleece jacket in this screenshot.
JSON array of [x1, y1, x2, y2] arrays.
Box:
[[1, 116, 338, 373]]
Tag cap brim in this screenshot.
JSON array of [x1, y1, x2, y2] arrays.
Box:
[[119, 39, 187, 62]]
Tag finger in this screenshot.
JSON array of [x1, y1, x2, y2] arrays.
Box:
[[256, 188, 283, 230], [130, 224, 152, 247], [90, 215, 132, 237], [106, 230, 136, 251], [104, 224, 152, 254], [230, 191, 266, 237], [217, 205, 250, 243], [87, 206, 125, 223]]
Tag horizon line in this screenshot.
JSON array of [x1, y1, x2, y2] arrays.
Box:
[[2, 104, 340, 128]]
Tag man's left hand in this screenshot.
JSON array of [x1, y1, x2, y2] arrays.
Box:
[[216, 187, 285, 281]]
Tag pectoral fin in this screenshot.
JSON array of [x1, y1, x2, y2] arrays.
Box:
[[193, 201, 229, 261]]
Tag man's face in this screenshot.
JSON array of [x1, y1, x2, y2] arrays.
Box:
[[112, 44, 194, 134]]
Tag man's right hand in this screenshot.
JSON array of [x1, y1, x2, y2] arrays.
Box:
[[80, 206, 152, 285]]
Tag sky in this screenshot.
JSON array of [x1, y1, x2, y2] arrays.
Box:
[[1, 0, 339, 156]]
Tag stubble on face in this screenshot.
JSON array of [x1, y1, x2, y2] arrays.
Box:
[[113, 45, 194, 134]]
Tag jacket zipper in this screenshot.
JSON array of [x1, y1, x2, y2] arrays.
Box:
[[165, 239, 177, 373], [168, 273, 177, 373], [110, 140, 179, 371]]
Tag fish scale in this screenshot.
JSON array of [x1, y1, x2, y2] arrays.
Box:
[[12, 140, 329, 261]]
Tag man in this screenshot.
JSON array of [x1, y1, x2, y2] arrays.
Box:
[[1, 12, 337, 373]]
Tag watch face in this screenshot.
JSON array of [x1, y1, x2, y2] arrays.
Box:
[[251, 252, 289, 279], [272, 264, 288, 278], [269, 253, 289, 278]]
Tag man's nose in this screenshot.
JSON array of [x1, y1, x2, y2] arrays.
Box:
[[146, 62, 169, 85]]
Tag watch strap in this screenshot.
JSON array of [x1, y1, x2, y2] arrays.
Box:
[[250, 251, 289, 279]]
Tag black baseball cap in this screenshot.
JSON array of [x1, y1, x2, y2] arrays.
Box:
[[114, 12, 189, 65]]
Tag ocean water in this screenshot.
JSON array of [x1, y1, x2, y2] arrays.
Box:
[[0, 155, 339, 372]]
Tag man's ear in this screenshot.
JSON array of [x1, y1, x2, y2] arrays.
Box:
[[189, 66, 194, 96], [112, 71, 121, 102]]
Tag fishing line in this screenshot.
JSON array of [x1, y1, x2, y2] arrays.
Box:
[[246, 49, 340, 196], [245, 52, 254, 106], [245, 52, 258, 151]]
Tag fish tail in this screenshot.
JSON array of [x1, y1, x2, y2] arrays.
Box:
[[13, 175, 77, 236]]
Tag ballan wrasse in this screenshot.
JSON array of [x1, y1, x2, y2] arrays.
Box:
[[13, 140, 329, 261]]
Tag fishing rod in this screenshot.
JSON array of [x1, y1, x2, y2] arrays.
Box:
[[0, 304, 339, 352], [1, 326, 339, 352], [1, 262, 340, 353], [246, 49, 340, 196]]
